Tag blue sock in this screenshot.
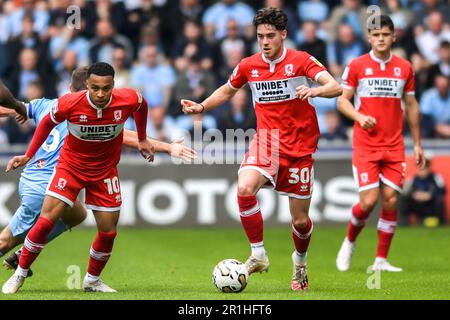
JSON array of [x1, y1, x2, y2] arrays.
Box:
[[47, 219, 69, 243]]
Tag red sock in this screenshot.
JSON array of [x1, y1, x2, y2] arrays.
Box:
[[376, 209, 397, 258], [292, 218, 313, 254], [347, 203, 370, 242], [20, 216, 55, 269], [87, 231, 117, 276], [237, 195, 263, 244]]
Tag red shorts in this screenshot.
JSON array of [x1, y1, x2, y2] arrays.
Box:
[[352, 149, 406, 193], [239, 142, 314, 199], [46, 164, 122, 211]]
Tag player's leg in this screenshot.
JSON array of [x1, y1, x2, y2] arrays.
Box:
[[370, 184, 402, 272], [237, 169, 270, 275], [2, 167, 81, 294], [289, 197, 312, 291], [82, 168, 121, 292], [82, 210, 119, 293], [0, 227, 22, 259], [337, 151, 381, 271], [370, 151, 405, 272]]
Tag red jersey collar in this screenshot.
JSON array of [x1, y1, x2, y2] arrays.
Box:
[[262, 47, 287, 72], [369, 50, 392, 71], [86, 91, 113, 118]]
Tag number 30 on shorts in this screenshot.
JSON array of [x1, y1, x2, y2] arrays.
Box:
[[288, 167, 312, 184], [104, 176, 120, 195]]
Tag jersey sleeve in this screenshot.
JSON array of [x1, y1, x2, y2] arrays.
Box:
[[27, 99, 57, 124], [50, 96, 68, 124], [341, 60, 359, 89], [302, 53, 328, 82], [404, 63, 415, 96], [228, 60, 248, 90]]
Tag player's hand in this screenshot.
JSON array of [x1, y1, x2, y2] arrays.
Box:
[[15, 113, 27, 125], [6, 155, 30, 172], [14, 104, 27, 119], [138, 139, 155, 162], [181, 99, 203, 114], [168, 137, 197, 161], [295, 85, 317, 100], [414, 145, 426, 169], [357, 114, 377, 129]]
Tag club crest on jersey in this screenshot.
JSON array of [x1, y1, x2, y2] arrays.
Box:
[[56, 178, 67, 191], [114, 110, 122, 122], [79, 115, 88, 122], [35, 159, 45, 168], [365, 68, 374, 76], [394, 67, 401, 77], [284, 64, 294, 76], [251, 69, 259, 78], [360, 173, 369, 184]]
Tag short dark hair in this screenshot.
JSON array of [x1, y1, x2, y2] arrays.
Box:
[[71, 66, 89, 92], [367, 15, 395, 32], [87, 62, 115, 78], [253, 7, 288, 31], [440, 40, 450, 49]]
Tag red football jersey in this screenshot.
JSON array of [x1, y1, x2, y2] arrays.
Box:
[[50, 88, 147, 179], [228, 48, 328, 158], [342, 51, 415, 151]]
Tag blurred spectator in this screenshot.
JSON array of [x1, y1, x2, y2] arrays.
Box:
[[137, 24, 165, 57], [326, 0, 367, 43], [0, 1, 13, 43], [415, 11, 450, 64], [162, 0, 205, 50], [217, 42, 246, 85], [202, 0, 255, 43], [425, 40, 450, 88], [172, 54, 216, 118], [320, 110, 348, 141], [131, 44, 176, 140], [297, 21, 328, 67], [112, 47, 131, 88], [85, 0, 128, 36], [297, 0, 329, 25], [7, 0, 50, 38], [412, 0, 450, 28], [172, 19, 213, 72], [327, 24, 367, 78], [5, 12, 49, 76], [0, 117, 9, 145], [55, 50, 77, 96], [213, 18, 251, 74], [420, 73, 450, 138], [26, 80, 44, 100], [89, 18, 134, 66], [218, 88, 256, 134], [400, 159, 446, 226], [9, 47, 55, 100], [265, 0, 298, 39]]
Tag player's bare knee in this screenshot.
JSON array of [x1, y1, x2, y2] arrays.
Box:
[[292, 217, 309, 229], [382, 195, 398, 210], [237, 183, 258, 196], [360, 198, 377, 213]]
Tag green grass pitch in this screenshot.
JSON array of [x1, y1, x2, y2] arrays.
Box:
[[0, 226, 449, 300]]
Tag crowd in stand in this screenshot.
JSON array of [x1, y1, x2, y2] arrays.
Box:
[[0, 0, 449, 146]]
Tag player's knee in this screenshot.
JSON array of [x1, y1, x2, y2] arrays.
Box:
[[360, 197, 377, 213], [382, 195, 398, 210], [292, 217, 309, 229], [237, 182, 258, 196]]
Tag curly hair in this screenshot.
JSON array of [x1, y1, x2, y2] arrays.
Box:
[[253, 7, 288, 31]]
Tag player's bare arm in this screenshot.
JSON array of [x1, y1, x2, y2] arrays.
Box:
[[0, 80, 27, 119], [337, 87, 377, 129], [404, 94, 426, 169], [296, 72, 343, 100], [181, 83, 237, 115], [122, 129, 196, 161]]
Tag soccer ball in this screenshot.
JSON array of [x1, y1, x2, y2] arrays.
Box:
[[212, 259, 249, 293]]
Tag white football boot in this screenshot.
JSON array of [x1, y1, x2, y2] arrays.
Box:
[[336, 238, 355, 272], [244, 254, 270, 275], [83, 279, 117, 293], [2, 273, 26, 294], [369, 258, 403, 272]]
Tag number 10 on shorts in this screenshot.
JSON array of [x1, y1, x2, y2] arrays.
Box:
[[104, 177, 120, 195]]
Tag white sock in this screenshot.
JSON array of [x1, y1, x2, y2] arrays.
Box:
[[375, 257, 386, 264], [344, 237, 355, 247], [294, 251, 307, 266], [15, 266, 29, 278], [84, 273, 99, 283], [250, 241, 266, 260]]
